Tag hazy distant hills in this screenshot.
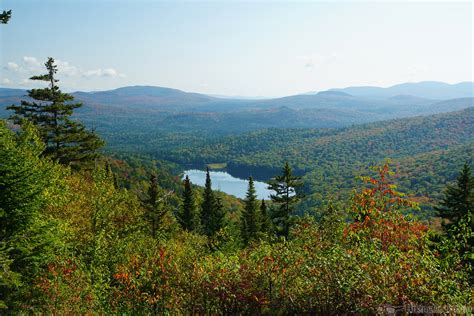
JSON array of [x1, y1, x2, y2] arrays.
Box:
[[1, 82, 473, 133], [326, 81, 473, 99]]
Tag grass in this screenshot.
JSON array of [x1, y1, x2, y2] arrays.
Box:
[[206, 163, 227, 169]]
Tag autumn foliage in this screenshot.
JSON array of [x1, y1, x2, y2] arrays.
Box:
[[1, 120, 471, 314]]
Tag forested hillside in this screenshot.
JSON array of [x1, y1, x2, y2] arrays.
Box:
[[1, 87, 472, 134], [2, 120, 472, 313], [2, 2, 473, 313], [108, 108, 473, 215]]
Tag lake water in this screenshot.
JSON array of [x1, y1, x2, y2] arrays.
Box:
[[183, 169, 273, 200]]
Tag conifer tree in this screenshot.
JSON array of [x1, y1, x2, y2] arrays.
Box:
[[259, 199, 272, 234], [267, 162, 304, 238], [0, 10, 11, 24], [105, 161, 119, 188], [241, 177, 261, 244], [209, 195, 226, 235], [144, 173, 168, 238], [436, 163, 473, 229], [0, 120, 62, 308], [179, 175, 200, 232], [200, 168, 215, 236], [8, 57, 104, 168]]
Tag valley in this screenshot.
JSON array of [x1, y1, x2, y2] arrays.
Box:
[[1, 84, 472, 217]]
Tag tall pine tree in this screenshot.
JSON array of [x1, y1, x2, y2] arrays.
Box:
[[179, 175, 200, 232], [8, 57, 104, 168], [201, 168, 215, 236], [436, 163, 474, 229], [210, 195, 226, 235], [267, 162, 304, 238], [241, 177, 261, 244], [259, 199, 272, 234], [144, 174, 168, 238], [0, 10, 11, 24]]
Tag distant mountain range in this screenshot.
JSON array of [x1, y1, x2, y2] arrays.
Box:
[[1, 81, 473, 135], [324, 81, 473, 99]]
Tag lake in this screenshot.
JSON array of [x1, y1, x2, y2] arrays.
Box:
[[183, 169, 273, 200]]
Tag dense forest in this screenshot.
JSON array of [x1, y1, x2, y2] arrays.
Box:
[[1, 57, 473, 313], [104, 108, 473, 217]]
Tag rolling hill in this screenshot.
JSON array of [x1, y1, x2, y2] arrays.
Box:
[[328, 81, 474, 99], [1, 84, 473, 135], [137, 108, 473, 217]]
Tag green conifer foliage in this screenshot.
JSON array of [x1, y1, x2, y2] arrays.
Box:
[[436, 163, 473, 229], [210, 195, 226, 235], [201, 168, 215, 236], [179, 175, 200, 232], [241, 177, 261, 244], [8, 57, 104, 168], [144, 173, 170, 238], [259, 199, 272, 234], [0, 10, 11, 24], [267, 162, 304, 238], [436, 163, 473, 280], [0, 120, 64, 310]]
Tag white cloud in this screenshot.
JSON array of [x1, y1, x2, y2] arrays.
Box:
[[56, 59, 79, 77], [82, 67, 125, 78], [102, 68, 118, 77], [1, 78, 11, 85], [5, 62, 19, 71], [23, 56, 41, 67], [6, 56, 126, 86]]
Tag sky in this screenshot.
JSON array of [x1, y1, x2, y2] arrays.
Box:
[[0, 0, 473, 97]]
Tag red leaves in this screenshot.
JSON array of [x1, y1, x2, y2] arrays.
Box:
[[347, 163, 427, 251]]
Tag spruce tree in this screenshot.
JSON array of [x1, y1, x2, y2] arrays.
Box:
[[436, 163, 473, 229], [436, 163, 473, 282], [144, 173, 168, 238], [0, 10, 11, 24], [8, 57, 104, 168], [241, 177, 260, 244], [209, 195, 226, 235], [0, 120, 62, 308], [200, 168, 215, 236], [180, 175, 200, 232], [267, 162, 304, 238], [105, 161, 119, 189], [260, 199, 272, 234]]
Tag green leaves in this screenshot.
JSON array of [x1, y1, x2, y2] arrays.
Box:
[[0, 120, 67, 310], [7, 57, 104, 168]]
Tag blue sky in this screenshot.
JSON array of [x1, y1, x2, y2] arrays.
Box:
[[1, 1, 472, 96]]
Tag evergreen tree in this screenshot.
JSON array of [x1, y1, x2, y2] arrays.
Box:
[[0, 10, 11, 24], [200, 168, 215, 236], [179, 175, 200, 232], [436, 163, 474, 229], [8, 57, 104, 168], [267, 162, 304, 238], [0, 120, 63, 309], [241, 177, 261, 244], [144, 174, 168, 238], [105, 161, 119, 188], [259, 199, 272, 234], [436, 163, 473, 278], [209, 195, 226, 236]]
